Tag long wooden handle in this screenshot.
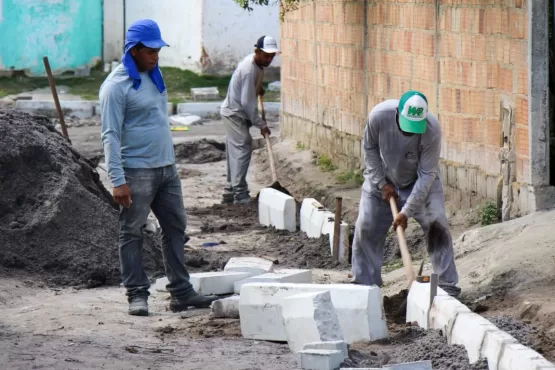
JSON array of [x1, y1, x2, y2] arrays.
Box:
[[258, 94, 277, 182], [390, 198, 416, 287], [43, 56, 69, 139], [258, 95, 266, 122]]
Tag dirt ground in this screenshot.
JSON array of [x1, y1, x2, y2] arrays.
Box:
[[1, 111, 555, 369]]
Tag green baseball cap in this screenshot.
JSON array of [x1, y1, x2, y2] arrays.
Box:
[[398, 90, 428, 134]]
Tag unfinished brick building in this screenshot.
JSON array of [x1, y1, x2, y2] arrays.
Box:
[[279, 0, 553, 219]]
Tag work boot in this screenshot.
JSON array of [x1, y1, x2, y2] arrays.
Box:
[[234, 197, 251, 205], [221, 193, 234, 205], [128, 296, 148, 316], [169, 291, 219, 312], [440, 285, 461, 298]]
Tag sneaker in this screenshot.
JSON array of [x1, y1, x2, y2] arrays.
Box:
[[128, 297, 148, 316], [169, 291, 219, 312]]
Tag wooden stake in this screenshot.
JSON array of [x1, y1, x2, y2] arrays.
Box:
[[332, 197, 343, 261]]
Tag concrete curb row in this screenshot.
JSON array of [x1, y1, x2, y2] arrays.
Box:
[[15, 100, 281, 119], [407, 281, 555, 370]]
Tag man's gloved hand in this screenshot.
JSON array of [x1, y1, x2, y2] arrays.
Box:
[[392, 212, 408, 231], [381, 184, 398, 202], [261, 126, 271, 137], [113, 184, 132, 208]]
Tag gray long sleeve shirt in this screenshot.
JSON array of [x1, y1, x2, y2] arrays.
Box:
[[220, 54, 266, 128], [362, 99, 442, 218]]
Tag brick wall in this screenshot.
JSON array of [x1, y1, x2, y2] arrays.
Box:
[[281, 0, 531, 213]]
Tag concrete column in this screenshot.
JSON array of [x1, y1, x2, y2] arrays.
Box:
[[529, 0, 555, 210]]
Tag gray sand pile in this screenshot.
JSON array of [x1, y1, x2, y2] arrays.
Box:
[[346, 327, 488, 369], [0, 109, 164, 286]]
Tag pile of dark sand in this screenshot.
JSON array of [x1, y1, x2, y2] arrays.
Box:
[[345, 327, 488, 369], [174, 139, 225, 164], [0, 110, 163, 286]]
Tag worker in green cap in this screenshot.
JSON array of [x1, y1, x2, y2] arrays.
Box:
[[351, 90, 461, 297]]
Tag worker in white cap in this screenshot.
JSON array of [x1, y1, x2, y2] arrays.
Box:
[[351, 90, 461, 297], [220, 36, 279, 204]]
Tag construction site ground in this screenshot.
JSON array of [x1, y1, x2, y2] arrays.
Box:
[[1, 111, 555, 369]]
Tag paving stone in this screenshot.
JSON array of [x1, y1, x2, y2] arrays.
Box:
[[303, 341, 348, 360], [234, 269, 312, 294], [211, 296, 240, 319], [190, 271, 251, 295], [224, 257, 274, 276], [298, 349, 344, 370]]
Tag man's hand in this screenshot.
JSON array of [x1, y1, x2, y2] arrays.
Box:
[[392, 212, 408, 231], [381, 184, 398, 202], [113, 184, 132, 208], [261, 126, 271, 138], [258, 86, 265, 96]]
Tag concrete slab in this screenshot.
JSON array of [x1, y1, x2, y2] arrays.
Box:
[[239, 283, 388, 343], [406, 281, 448, 329], [428, 295, 471, 339], [298, 349, 344, 370], [169, 114, 202, 126], [190, 271, 251, 295], [234, 269, 312, 294], [211, 296, 240, 319], [450, 312, 499, 363], [481, 329, 518, 370], [282, 291, 343, 353], [303, 341, 348, 360], [16, 100, 95, 119], [258, 188, 296, 232], [191, 87, 219, 101], [498, 343, 555, 370], [224, 257, 274, 276]]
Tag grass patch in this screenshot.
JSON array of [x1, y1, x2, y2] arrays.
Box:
[[479, 201, 499, 226], [336, 170, 364, 186], [382, 259, 404, 273], [0, 66, 281, 103], [318, 154, 337, 172], [296, 142, 306, 150]]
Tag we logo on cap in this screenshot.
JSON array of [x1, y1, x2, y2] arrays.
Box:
[[398, 90, 428, 134]]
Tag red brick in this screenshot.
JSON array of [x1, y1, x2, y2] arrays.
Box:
[[499, 67, 514, 93], [516, 66, 528, 95], [515, 97, 528, 125], [484, 119, 502, 147], [316, 4, 333, 23], [515, 127, 529, 158], [345, 3, 365, 24], [508, 9, 526, 39]]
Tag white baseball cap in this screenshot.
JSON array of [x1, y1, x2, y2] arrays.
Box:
[[255, 36, 280, 54]]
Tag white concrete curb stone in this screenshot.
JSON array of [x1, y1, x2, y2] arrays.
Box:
[[211, 296, 240, 319], [303, 341, 348, 360], [191, 87, 219, 101], [224, 256, 274, 276], [300, 198, 323, 235], [406, 281, 448, 329], [169, 114, 202, 126], [481, 330, 518, 370], [234, 269, 312, 294], [189, 271, 251, 295], [321, 216, 349, 262], [258, 188, 296, 232], [428, 295, 471, 339], [155, 277, 169, 292], [498, 343, 555, 370], [450, 312, 499, 363], [298, 349, 344, 370], [282, 291, 344, 353], [239, 283, 388, 343]]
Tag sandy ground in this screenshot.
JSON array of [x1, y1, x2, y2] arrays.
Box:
[[2, 114, 555, 368]]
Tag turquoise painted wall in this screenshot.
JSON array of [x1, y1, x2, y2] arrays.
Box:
[[0, 0, 102, 75]]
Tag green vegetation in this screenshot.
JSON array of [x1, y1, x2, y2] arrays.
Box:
[[0, 65, 280, 103], [479, 201, 499, 226], [336, 170, 364, 186], [296, 142, 307, 150], [318, 154, 337, 172], [232, 0, 299, 21], [382, 259, 403, 273]]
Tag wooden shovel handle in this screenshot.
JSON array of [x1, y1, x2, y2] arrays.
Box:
[[390, 197, 416, 287], [259, 94, 277, 182]]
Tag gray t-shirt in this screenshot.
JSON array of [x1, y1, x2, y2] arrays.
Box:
[[362, 99, 442, 218], [220, 54, 265, 128]]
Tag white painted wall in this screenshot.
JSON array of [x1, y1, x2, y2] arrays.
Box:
[[103, 0, 124, 62], [201, 0, 280, 74], [124, 0, 203, 72]]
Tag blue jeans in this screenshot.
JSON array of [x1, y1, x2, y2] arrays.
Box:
[[119, 164, 193, 301]]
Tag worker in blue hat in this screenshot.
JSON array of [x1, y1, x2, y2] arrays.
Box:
[[99, 19, 218, 316]]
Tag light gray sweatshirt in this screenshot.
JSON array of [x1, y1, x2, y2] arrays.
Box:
[[220, 54, 266, 128], [362, 99, 442, 218]]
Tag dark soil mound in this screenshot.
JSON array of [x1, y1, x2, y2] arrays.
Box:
[[0, 110, 163, 286], [174, 139, 225, 164]]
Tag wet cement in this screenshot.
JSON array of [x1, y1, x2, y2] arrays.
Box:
[[0, 110, 164, 286]]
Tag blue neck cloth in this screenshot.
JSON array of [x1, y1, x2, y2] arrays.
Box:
[[121, 19, 167, 93]]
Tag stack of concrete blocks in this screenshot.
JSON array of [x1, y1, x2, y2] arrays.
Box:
[[239, 282, 388, 344], [300, 198, 350, 262], [406, 281, 555, 369], [190, 87, 220, 101], [258, 188, 296, 232]]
